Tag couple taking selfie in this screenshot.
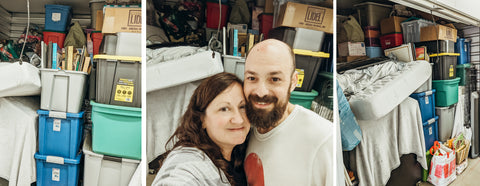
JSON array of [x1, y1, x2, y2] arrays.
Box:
[[152, 39, 334, 186]]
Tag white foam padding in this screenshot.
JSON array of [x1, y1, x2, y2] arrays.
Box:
[[146, 50, 224, 92], [339, 60, 431, 120], [0, 62, 41, 98]]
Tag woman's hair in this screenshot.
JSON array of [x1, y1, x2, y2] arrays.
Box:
[[160, 72, 248, 185]]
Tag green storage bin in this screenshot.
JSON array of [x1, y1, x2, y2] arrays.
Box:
[[313, 72, 333, 110], [432, 78, 460, 107], [456, 63, 471, 86], [90, 100, 141, 160], [290, 90, 318, 109]]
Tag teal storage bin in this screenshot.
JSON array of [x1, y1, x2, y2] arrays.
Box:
[[90, 101, 141, 160], [290, 89, 318, 109], [456, 63, 471, 86], [432, 77, 460, 107]]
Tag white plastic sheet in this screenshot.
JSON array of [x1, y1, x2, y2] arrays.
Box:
[[0, 62, 41, 98]]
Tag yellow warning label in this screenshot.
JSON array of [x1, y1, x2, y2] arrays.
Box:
[[114, 78, 135, 102], [295, 69, 305, 88], [449, 65, 454, 77]]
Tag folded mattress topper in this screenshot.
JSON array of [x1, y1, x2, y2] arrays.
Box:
[[338, 60, 431, 120]]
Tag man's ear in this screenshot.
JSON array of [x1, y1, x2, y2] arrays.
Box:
[[290, 71, 298, 92]]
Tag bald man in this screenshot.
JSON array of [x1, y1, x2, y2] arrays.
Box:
[[243, 39, 334, 186]]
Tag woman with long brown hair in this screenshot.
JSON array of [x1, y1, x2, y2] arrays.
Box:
[[152, 72, 250, 185]]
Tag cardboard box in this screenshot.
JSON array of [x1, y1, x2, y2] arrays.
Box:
[[420, 25, 457, 42], [415, 46, 430, 61], [338, 42, 366, 57], [380, 16, 407, 35], [102, 7, 141, 34], [265, 0, 274, 13], [275, 2, 333, 34]]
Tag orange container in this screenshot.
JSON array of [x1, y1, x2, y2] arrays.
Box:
[[364, 26, 380, 38]]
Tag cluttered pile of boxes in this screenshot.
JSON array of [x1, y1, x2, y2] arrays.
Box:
[[203, 0, 334, 120], [34, 1, 141, 185]]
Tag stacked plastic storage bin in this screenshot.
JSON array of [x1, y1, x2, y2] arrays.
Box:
[[36, 4, 84, 186], [430, 52, 461, 143], [401, 19, 434, 43], [87, 30, 141, 185], [353, 2, 391, 58]]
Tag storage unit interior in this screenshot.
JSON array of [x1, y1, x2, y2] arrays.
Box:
[[0, 0, 142, 186], [337, 0, 480, 185]]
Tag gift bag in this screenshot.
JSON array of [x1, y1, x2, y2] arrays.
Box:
[[428, 141, 457, 186]]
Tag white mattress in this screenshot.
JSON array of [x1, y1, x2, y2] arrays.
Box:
[[338, 60, 431, 120], [146, 48, 224, 92]]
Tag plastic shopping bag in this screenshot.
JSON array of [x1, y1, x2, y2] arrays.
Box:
[[427, 141, 457, 186]]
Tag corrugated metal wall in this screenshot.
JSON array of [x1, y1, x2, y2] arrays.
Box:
[[0, 6, 11, 40]]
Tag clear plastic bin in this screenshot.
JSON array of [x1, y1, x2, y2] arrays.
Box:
[[401, 19, 434, 43]]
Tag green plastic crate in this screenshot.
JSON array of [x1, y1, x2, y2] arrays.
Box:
[[422, 150, 433, 182], [432, 77, 460, 107], [456, 63, 471, 86], [90, 100, 141, 160], [290, 90, 318, 109]]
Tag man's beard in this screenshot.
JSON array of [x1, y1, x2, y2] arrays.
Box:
[[246, 92, 289, 130]]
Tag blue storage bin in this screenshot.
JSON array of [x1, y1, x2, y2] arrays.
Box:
[[423, 116, 439, 152], [44, 5, 72, 32], [455, 38, 468, 64], [37, 110, 84, 159], [35, 153, 81, 186], [366, 46, 383, 58], [410, 89, 436, 123]]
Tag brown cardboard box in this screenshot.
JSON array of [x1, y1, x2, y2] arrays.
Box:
[[95, 10, 104, 31], [265, 0, 274, 13], [380, 16, 407, 35], [420, 25, 457, 42], [102, 7, 141, 34], [275, 2, 333, 34], [338, 42, 366, 57]]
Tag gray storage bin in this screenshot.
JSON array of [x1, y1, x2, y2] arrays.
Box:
[[83, 132, 139, 186], [436, 104, 456, 142], [223, 55, 245, 80], [354, 2, 392, 27], [401, 19, 435, 43], [94, 55, 141, 107], [100, 34, 117, 55], [40, 69, 88, 113], [415, 63, 433, 93], [115, 32, 141, 57], [269, 27, 325, 51]]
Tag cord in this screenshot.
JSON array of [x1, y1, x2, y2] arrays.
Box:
[[19, 0, 30, 65]]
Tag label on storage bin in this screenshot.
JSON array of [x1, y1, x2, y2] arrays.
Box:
[[424, 96, 429, 104], [52, 13, 61, 22], [295, 69, 305, 88], [429, 126, 433, 135], [449, 65, 454, 77], [114, 78, 134, 102], [53, 119, 61, 131], [52, 168, 60, 181]]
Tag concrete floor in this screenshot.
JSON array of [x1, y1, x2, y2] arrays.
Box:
[[146, 157, 480, 186]]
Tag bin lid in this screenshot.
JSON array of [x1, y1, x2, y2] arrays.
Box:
[[456, 63, 471, 68], [291, 89, 318, 98], [429, 53, 460, 57], [432, 77, 460, 84], [93, 55, 142, 62], [293, 49, 330, 58]]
